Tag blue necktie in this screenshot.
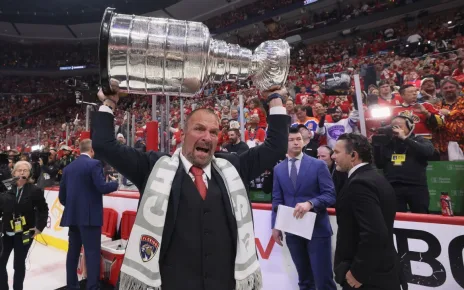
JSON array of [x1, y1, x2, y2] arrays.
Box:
[[290, 158, 298, 189]]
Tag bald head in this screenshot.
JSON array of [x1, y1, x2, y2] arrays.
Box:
[[184, 108, 219, 131]]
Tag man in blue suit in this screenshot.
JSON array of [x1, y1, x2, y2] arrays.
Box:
[[59, 139, 119, 290], [271, 127, 337, 290]]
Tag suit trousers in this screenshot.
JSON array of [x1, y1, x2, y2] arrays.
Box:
[[66, 225, 101, 290], [0, 234, 32, 290], [343, 285, 383, 290], [285, 234, 337, 290], [393, 185, 429, 214]]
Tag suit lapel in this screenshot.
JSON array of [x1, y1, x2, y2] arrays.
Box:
[[160, 164, 184, 262], [211, 167, 238, 251], [296, 155, 311, 192], [281, 159, 295, 193], [337, 164, 372, 202]]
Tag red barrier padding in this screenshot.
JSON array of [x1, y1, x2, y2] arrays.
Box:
[[46, 187, 464, 226], [145, 121, 159, 152], [120, 210, 137, 240], [102, 208, 118, 238]]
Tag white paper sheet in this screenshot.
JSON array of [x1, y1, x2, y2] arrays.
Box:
[[275, 204, 317, 240]]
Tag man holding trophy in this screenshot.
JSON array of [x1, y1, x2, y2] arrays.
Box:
[[92, 8, 291, 290]]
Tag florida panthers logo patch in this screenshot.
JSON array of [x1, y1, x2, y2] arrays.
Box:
[[139, 235, 159, 262]]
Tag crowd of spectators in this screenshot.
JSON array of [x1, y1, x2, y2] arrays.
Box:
[[233, 0, 406, 47], [205, 0, 299, 32], [0, 41, 97, 69], [1, 8, 463, 186]]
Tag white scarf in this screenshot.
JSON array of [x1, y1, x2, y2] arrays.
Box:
[[119, 148, 262, 290]]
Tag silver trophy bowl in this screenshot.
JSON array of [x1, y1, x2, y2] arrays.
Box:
[[99, 8, 290, 97]]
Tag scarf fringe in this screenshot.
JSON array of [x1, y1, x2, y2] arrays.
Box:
[[120, 272, 161, 290], [236, 269, 263, 290]]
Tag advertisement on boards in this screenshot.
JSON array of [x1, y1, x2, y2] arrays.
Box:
[[42, 189, 464, 290]]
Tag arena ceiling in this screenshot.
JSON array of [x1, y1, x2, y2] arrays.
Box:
[[0, 0, 255, 39]]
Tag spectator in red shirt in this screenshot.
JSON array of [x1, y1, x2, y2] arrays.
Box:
[[249, 98, 267, 129], [391, 84, 442, 139], [377, 80, 403, 106], [244, 114, 266, 148]]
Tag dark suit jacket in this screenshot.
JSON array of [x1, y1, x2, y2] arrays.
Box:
[[334, 164, 400, 290], [272, 154, 335, 237], [90, 110, 290, 263], [59, 155, 118, 227], [0, 183, 49, 233]]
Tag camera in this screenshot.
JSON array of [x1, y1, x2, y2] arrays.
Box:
[[30, 152, 51, 166]]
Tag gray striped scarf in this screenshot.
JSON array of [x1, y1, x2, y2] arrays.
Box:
[[119, 148, 262, 290]]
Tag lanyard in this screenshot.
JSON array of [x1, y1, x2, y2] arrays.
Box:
[[16, 187, 24, 203]]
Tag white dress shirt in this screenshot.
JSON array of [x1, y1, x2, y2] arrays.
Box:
[[287, 152, 303, 177], [348, 162, 369, 178], [179, 151, 211, 188]]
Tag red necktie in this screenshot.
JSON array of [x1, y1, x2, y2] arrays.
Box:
[[190, 166, 207, 200]]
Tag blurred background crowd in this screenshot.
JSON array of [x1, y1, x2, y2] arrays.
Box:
[[1, 0, 464, 214]]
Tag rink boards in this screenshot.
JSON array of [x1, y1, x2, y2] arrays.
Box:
[[40, 188, 464, 290]]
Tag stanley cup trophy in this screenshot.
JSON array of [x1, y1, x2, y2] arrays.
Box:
[[99, 8, 290, 96]]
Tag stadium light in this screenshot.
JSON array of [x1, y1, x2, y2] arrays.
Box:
[[370, 107, 391, 119]]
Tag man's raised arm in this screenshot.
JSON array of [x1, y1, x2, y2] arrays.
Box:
[[239, 87, 290, 183], [91, 87, 155, 190]]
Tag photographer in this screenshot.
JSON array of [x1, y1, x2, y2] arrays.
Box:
[[0, 161, 49, 290], [36, 148, 60, 189], [373, 116, 435, 214]]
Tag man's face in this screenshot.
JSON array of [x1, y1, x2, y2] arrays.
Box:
[[402, 86, 418, 104], [288, 133, 303, 156], [332, 140, 352, 172], [49, 150, 57, 161], [331, 108, 342, 122], [379, 84, 391, 96], [317, 147, 333, 167], [221, 119, 229, 130], [286, 100, 294, 112], [392, 117, 410, 135], [182, 111, 219, 168], [231, 110, 238, 119], [298, 127, 310, 139], [222, 107, 230, 114], [441, 82, 458, 99], [422, 81, 435, 93], [228, 131, 238, 144], [295, 109, 306, 120], [314, 103, 325, 115]]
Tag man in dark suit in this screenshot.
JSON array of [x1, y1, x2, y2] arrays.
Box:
[[272, 127, 336, 290], [59, 139, 119, 290], [92, 85, 289, 290], [331, 133, 401, 290]]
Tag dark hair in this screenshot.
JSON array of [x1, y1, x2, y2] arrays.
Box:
[[378, 80, 390, 87], [337, 133, 373, 163], [399, 84, 415, 96], [289, 127, 300, 134], [296, 124, 309, 131]]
